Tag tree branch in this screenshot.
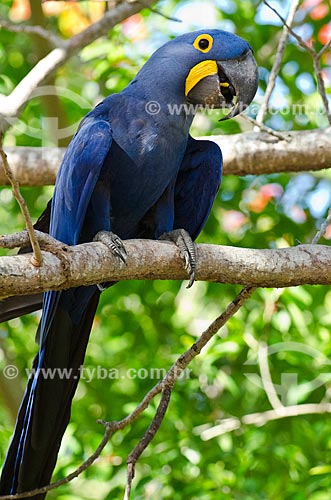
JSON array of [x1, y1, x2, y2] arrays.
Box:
[[241, 115, 290, 141], [0, 0, 157, 131], [0, 146, 63, 186], [0, 422, 114, 499], [124, 386, 172, 500], [0, 18, 64, 47], [0, 286, 254, 499], [256, 0, 300, 126], [0, 127, 330, 186], [0, 235, 331, 298], [263, 0, 315, 54], [263, 0, 331, 125], [312, 206, 331, 244], [110, 286, 255, 499], [312, 54, 331, 126]]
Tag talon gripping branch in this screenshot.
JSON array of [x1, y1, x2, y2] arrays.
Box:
[[0, 30, 258, 498]]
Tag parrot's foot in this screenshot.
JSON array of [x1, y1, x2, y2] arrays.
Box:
[[94, 231, 127, 263], [159, 229, 196, 288]]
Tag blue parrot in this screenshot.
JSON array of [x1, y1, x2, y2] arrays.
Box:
[[0, 29, 258, 498]]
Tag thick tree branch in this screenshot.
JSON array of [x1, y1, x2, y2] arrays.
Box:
[[0, 146, 63, 186], [0, 235, 331, 298], [205, 128, 331, 175], [0, 127, 330, 186]]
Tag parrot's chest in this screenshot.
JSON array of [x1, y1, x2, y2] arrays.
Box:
[[108, 121, 187, 218]]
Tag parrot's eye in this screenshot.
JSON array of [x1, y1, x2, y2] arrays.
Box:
[[199, 38, 209, 50], [193, 34, 213, 53]]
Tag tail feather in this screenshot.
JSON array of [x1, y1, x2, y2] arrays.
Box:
[[0, 294, 43, 323], [0, 286, 100, 499]]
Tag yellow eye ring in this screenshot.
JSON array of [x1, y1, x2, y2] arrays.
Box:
[[193, 34, 214, 53]]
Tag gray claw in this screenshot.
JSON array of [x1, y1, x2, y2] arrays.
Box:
[[159, 229, 196, 288], [94, 231, 127, 264]]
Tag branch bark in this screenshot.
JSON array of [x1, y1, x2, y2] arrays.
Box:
[[0, 127, 330, 185], [0, 236, 331, 298], [209, 127, 331, 176]]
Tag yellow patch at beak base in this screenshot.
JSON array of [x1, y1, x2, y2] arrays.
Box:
[[185, 60, 218, 96]]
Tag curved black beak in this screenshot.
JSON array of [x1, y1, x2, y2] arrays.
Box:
[[218, 49, 258, 121]]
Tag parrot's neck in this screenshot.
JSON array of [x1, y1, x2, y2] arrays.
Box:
[[123, 61, 196, 133]]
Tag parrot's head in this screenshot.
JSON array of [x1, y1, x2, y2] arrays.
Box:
[[179, 30, 259, 120], [137, 29, 259, 120]]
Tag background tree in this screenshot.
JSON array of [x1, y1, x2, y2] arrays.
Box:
[[0, 1, 331, 499]]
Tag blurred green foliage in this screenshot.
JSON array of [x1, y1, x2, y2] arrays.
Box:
[[0, 0, 331, 499]]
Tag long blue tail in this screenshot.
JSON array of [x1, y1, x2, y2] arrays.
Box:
[[0, 286, 100, 499]]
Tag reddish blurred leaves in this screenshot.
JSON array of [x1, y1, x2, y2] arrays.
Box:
[[244, 183, 284, 214]]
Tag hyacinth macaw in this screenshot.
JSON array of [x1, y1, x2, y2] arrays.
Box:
[[0, 29, 258, 498]]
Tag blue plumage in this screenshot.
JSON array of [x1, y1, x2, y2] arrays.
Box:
[[0, 29, 258, 498]]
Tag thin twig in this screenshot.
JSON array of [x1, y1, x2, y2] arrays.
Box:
[[166, 287, 256, 377], [263, 0, 314, 54], [103, 287, 256, 499], [121, 286, 255, 499], [0, 0, 157, 127], [318, 38, 331, 58], [312, 206, 331, 244], [0, 137, 42, 266], [0, 423, 114, 499], [147, 6, 181, 22], [125, 386, 172, 500], [263, 0, 331, 124], [242, 114, 290, 141], [256, 0, 300, 125], [311, 55, 331, 125], [99, 287, 256, 433], [124, 464, 134, 500], [0, 287, 255, 499], [138, 1, 182, 22], [0, 18, 64, 47]]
